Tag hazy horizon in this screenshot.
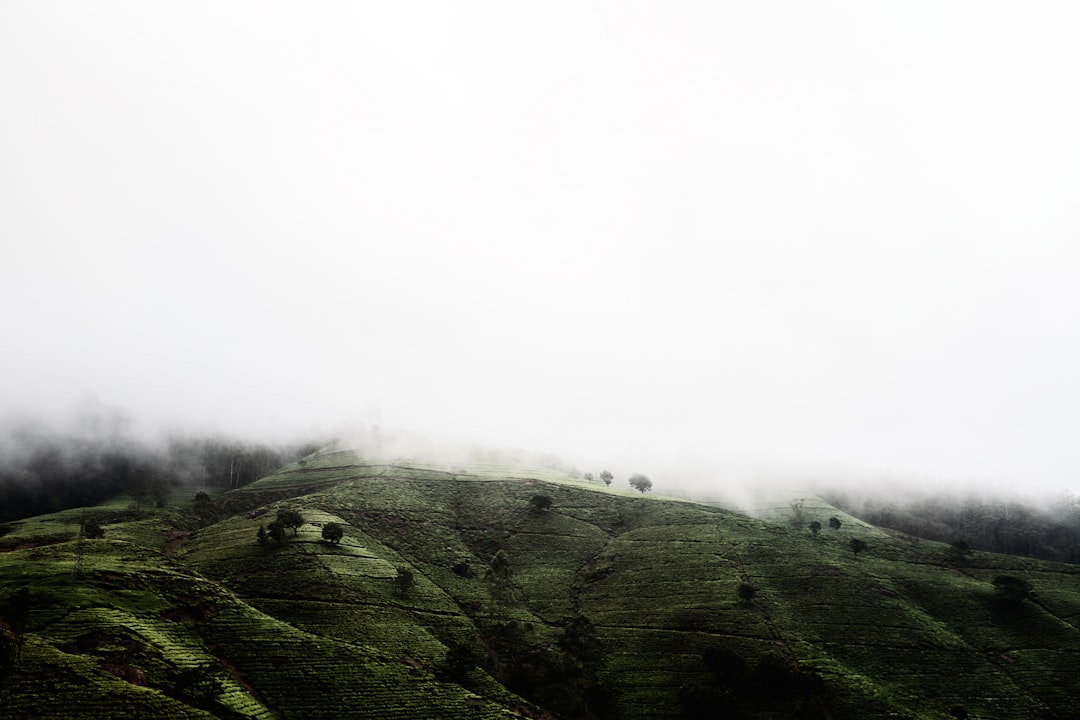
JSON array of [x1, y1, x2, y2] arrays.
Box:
[[4, 2, 1080, 495]]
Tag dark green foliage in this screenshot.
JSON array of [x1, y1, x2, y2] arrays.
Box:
[[583, 473, 593, 482], [442, 640, 486, 682], [528, 494, 553, 513], [0, 622, 19, 681], [395, 566, 414, 595], [256, 524, 270, 546], [321, 522, 344, 544], [172, 662, 225, 706], [629, 474, 652, 494], [82, 519, 105, 539], [0, 418, 321, 523], [828, 516, 842, 530], [992, 575, 1033, 604], [823, 488, 1080, 563], [277, 508, 304, 535], [737, 582, 757, 605], [948, 539, 973, 563], [600, 470, 613, 486], [486, 550, 515, 612], [267, 519, 287, 544], [193, 491, 220, 526], [849, 538, 868, 558], [808, 520, 821, 535], [679, 681, 740, 719]]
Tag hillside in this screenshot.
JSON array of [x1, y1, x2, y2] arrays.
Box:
[[3, 448, 1080, 719]]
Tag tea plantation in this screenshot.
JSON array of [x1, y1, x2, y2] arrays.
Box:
[[3, 448, 1080, 719]]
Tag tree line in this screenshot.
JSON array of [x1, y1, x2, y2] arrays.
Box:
[[820, 487, 1080, 564], [0, 419, 321, 523]]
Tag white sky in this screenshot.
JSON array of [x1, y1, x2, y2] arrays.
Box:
[[3, 2, 1080, 492]]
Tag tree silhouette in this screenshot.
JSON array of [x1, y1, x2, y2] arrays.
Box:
[[849, 538, 868, 558], [629, 474, 652, 494], [322, 522, 344, 544]]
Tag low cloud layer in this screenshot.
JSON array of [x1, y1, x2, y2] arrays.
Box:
[[3, 2, 1080, 495]]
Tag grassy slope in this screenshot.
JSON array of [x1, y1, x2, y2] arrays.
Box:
[[3, 448, 1080, 719]]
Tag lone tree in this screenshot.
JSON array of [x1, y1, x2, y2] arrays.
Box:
[[629, 474, 653, 494], [948, 539, 973, 563], [528, 494, 554, 514], [277, 508, 304, 536], [849, 538, 868, 558], [600, 470, 613, 487], [256, 524, 270, 547], [583, 472, 594, 482], [808, 521, 822, 536], [322, 522, 344, 544], [737, 582, 757, 605], [396, 566, 415, 595], [828, 516, 842, 530], [83, 519, 105, 539]]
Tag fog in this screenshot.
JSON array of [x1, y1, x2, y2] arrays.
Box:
[[3, 2, 1080, 497]]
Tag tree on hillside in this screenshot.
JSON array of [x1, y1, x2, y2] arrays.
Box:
[[600, 470, 613, 487], [584, 473, 594, 482], [322, 522, 344, 544], [808, 521, 822, 536], [193, 491, 219, 526], [789, 499, 806, 529], [849, 538, 868, 558], [256, 524, 270, 547], [277, 508, 304, 535], [828, 516, 842, 530], [737, 582, 757, 605], [486, 550, 515, 612], [529, 495, 554, 514], [267, 519, 287, 545], [396, 566, 415, 595], [83, 519, 105, 539], [992, 575, 1033, 604], [948, 539, 973, 563], [629, 474, 652, 494]]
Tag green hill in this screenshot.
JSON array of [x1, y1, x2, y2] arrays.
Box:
[[3, 448, 1080, 719]]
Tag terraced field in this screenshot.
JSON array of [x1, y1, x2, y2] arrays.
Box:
[[3, 448, 1080, 718]]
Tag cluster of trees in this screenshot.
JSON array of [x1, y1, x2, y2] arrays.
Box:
[[583, 470, 653, 493], [256, 508, 305, 546], [0, 415, 321, 523], [583, 470, 614, 487], [821, 488, 1080, 563]]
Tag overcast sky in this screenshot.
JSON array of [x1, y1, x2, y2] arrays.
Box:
[[3, 2, 1080, 493]]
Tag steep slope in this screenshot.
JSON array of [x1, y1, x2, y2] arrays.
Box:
[[4, 448, 1080, 719]]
